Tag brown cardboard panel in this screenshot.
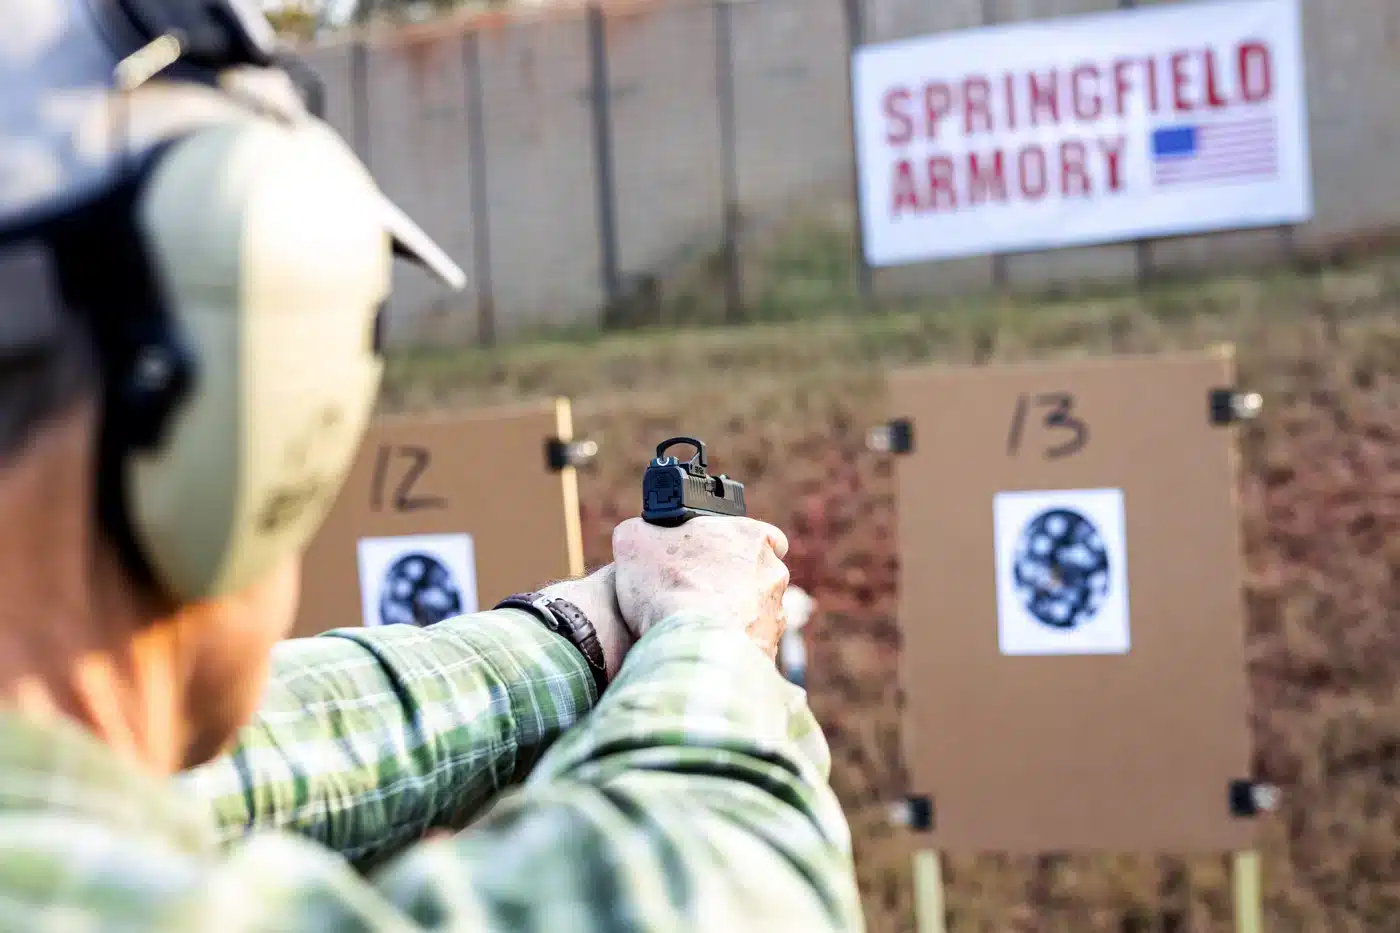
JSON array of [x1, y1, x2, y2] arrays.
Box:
[[294, 398, 584, 638], [890, 350, 1253, 855]]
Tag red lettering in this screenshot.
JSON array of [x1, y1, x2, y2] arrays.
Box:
[[1029, 70, 1060, 126], [1111, 59, 1134, 117], [1238, 42, 1272, 102], [967, 150, 1008, 204], [891, 159, 921, 216], [1202, 48, 1228, 108], [1003, 72, 1018, 130], [883, 87, 913, 145], [924, 83, 952, 139], [928, 156, 957, 211], [1145, 55, 1160, 113], [963, 76, 993, 134], [1060, 141, 1090, 197], [1099, 136, 1125, 192], [1071, 64, 1101, 121], [1171, 51, 1193, 112], [1018, 145, 1047, 200]]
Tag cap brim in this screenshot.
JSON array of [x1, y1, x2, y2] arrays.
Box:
[[380, 194, 467, 291]]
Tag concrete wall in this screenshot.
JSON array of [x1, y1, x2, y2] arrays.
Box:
[[303, 0, 1400, 346]]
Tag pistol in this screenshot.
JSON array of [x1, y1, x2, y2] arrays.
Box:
[[641, 436, 746, 526]]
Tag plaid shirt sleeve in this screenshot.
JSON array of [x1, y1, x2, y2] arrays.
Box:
[[199, 611, 865, 933], [177, 608, 599, 867]]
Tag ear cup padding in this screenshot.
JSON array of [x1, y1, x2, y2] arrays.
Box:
[[130, 119, 388, 601]]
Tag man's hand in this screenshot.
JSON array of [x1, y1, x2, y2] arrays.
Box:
[[539, 566, 633, 679], [612, 516, 791, 659]]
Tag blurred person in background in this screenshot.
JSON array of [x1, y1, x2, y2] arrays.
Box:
[[0, 0, 862, 930]]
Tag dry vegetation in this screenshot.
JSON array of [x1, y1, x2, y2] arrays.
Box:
[[384, 253, 1400, 933]]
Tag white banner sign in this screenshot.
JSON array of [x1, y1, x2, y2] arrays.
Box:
[[850, 0, 1312, 267]]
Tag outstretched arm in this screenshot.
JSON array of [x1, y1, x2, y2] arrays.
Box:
[[373, 611, 863, 930], [178, 606, 597, 868], [191, 611, 863, 933]]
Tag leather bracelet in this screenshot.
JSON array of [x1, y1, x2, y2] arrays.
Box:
[[493, 591, 609, 697]]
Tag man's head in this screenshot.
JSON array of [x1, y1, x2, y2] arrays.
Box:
[[0, 0, 463, 771]]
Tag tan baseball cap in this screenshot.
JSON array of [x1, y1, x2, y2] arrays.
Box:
[[0, 0, 464, 290]]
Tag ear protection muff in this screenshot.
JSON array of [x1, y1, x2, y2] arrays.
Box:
[[9, 1, 463, 604], [6, 0, 464, 602], [52, 112, 392, 603], [130, 116, 391, 601]]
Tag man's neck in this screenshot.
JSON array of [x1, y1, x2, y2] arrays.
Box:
[[0, 411, 189, 775], [0, 632, 188, 775]]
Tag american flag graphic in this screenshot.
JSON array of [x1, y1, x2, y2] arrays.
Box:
[[1149, 114, 1278, 187]]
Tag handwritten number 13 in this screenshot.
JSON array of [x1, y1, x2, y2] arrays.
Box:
[[1006, 392, 1088, 459]]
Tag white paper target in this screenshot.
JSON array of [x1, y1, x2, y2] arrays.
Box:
[[992, 488, 1130, 656], [356, 533, 479, 628]]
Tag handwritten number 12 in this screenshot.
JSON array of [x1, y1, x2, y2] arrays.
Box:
[[370, 445, 447, 511]]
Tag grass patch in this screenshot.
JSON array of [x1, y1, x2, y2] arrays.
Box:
[[381, 250, 1400, 412]]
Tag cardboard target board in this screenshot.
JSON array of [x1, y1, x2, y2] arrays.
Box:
[[293, 398, 585, 638], [889, 349, 1253, 855]]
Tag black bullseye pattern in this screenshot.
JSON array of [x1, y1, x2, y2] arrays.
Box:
[[1012, 508, 1110, 630], [379, 551, 463, 628]]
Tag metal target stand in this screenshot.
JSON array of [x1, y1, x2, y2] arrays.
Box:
[[887, 786, 1279, 933]]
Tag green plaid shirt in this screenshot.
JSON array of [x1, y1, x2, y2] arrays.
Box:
[[0, 609, 863, 931]]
